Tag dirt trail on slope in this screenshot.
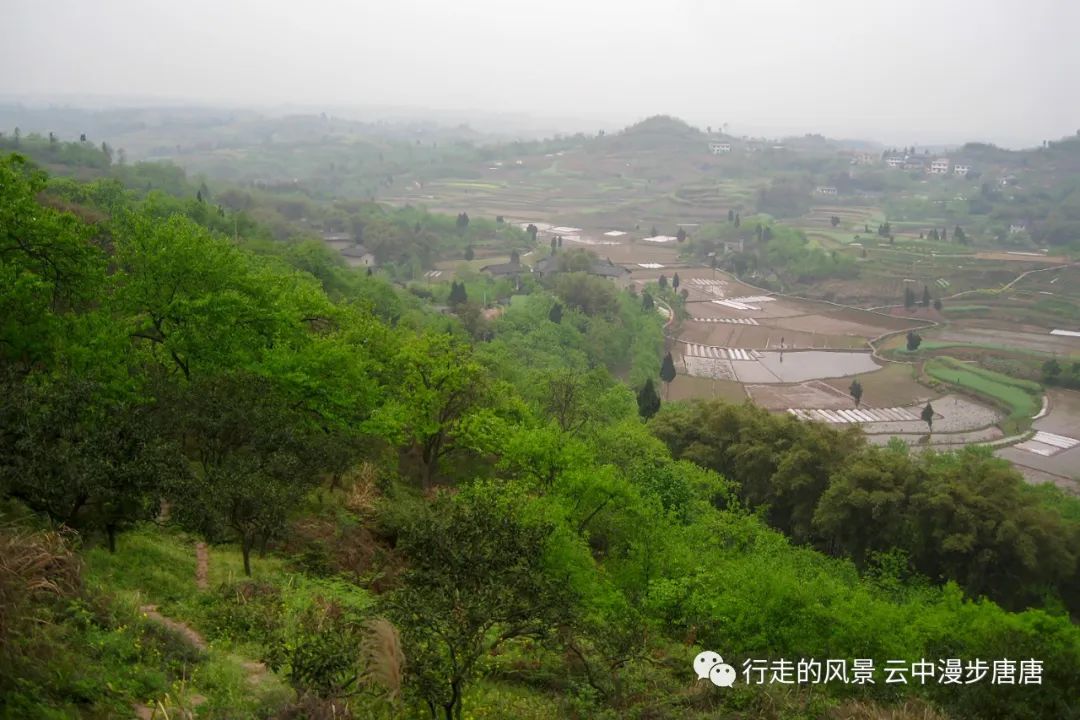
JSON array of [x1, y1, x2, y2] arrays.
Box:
[[195, 542, 209, 590], [132, 601, 272, 718]]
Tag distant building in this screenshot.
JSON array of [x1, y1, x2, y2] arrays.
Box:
[[885, 156, 905, 168], [1009, 223, 1028, 234], [481, 260, 525, 278], [904, 157, 927, 171], [341, 244, 376, 268], [815, 185, 838, 196], [722, 239, 745, 254], [852, 152, 876, 165], [929, 158, 950, 175], [708, 141, 732, 154], [533, 255, 630, 282], [953, 164, 970, 176], [322, 232, 353, 250]]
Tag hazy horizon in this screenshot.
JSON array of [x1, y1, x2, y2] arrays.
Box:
[[4, 0, 1079, 149]]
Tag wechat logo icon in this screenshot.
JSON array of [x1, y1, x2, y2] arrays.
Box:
[[694, 651, 737, 688]]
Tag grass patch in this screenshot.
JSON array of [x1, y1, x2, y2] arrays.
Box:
[[925, 357, 1042, 433]]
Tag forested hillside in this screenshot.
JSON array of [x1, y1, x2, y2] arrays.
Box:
[[2, 151, 1079, 720]]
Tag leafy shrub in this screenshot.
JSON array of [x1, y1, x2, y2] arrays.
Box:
[[199, 580, 285, 644]]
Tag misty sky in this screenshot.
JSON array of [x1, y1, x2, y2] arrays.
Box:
[[4, 0, 1078, 147]]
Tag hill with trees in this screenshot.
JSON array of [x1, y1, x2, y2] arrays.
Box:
[[2, 150, 1079, 720]]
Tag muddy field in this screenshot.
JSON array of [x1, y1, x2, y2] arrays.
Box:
[[931, 325, 1080, 354], [997, 388, 1080, 486], [821, 362, 934, 407], [746, 381, 855, 410]]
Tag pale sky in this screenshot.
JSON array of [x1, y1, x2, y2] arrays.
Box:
[[4, 0, 1078, 147]]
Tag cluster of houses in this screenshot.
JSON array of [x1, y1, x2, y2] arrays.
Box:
[[883, 155, 970, 176]]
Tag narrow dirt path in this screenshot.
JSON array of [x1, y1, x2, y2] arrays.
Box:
[[195, 542, 209, 591], [132, 603, 272, 718], [140, 605, 208, 651]]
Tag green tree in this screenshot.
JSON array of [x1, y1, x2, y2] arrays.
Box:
[[904, 286, 916, 309], [933, 298, 943, 311], [0, 373, 183, 551], [464, 245, 474, 261], [168, 373, 321, 575], [1042, 358, 1062, 384], [641, 290, 654, 312], [922, 285, 931, 308], [657, 274, 668, 289], [636, 378, 661, 419], [676, 227, 687, 243], [849, 378, 863, 408], [366, 333, 487, 487], [659, 351, 676, 399], [548, 301, 563, 324], [921, 402, 934, 434], [447, 281, 467, 306], [906, 331, 922, 352], [672, 272, 680, 291], [385, 483, 573, 720]]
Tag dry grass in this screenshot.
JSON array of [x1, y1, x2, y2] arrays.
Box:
[[343, 462, 380, 516], [830, 699, 951, 720], [359, 617, 405, 702], [0, 524, 80, 652]]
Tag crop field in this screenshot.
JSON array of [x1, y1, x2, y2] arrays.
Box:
[[996, 388, 1080, 488], [925, 357, 1042, 431], [821, 362, 937, 408]]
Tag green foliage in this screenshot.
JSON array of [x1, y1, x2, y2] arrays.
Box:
[[384, 483, 576, 720], [636, 378, 661, 419], [650, 401, 1080, 614]]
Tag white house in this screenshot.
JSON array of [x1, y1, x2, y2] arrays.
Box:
[[953, 164, 970, 176], [1009, 223, 1028, 234], [929, 158, 950, 175], [708, 141, 732, 154], [341, 244, 376, 268], [815, 186, 838, 196], [885, 156, 905, 168]]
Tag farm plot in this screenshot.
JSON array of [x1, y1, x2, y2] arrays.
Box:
[[996, 388, 1080, 484], [821, 362, 933, 407], [930, 324, 1080, 355], [925, 357, 1042, 432], [746, 380, 855, 410]]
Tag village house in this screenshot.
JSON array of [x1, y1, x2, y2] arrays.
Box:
[[321, 232, 353, 251], [340, 244, 376, 268], [929, 158, 951, 174], [885, 156, 905, 168], [815, 186, 838, 196], [480, 259, 526, 278], [904, 157, 926, 171], [708, 141, 732, 154], [953, 164, 970, 176]]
